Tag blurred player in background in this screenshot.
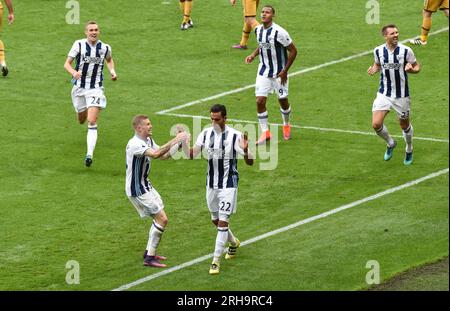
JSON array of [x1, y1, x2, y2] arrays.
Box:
[[64, 21, 117, 167], [410, 0, 449, 46], [126, 115, 188, 268], [245, 5, 297, 144], [179, 0, 194, 30], [0, 0, 14, 76], [182, 104, 254, 275], [368, 24, 420, 165], [230, 0, 260, 49]]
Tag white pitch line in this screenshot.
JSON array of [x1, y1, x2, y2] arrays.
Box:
[[156, 84, 256, 115], [158, 112, 450, 143], [112, 168, 449, 291], [156, 27, 449, 115], [242, 168, 449, 246]]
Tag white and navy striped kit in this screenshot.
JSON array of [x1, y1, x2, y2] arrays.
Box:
[[195, 126, 246, 189], [125, 135, 158, 197], [373, 43, 416, 98], [255, 22, 293, 78], [68, 39, 112, 89]]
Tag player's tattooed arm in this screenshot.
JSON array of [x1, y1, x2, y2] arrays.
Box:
[[145, 132, 187, 159]]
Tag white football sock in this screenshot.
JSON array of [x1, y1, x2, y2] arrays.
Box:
[[213, 227, 228, 263], [403, 124, 413, 153], [376, 124, 394, 147], [147, 221, 165, 256], [87, 124, 98, 157], [227, 228, 237, 245], [280, 107, 291, 125], [258, 111, 269, 132]]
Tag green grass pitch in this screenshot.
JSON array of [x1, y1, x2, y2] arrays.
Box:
[[0, 0, 448, 290]]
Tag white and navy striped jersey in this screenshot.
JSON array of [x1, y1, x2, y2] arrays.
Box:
[[125, 135, 159, 197], [373, 43, 416, 98], [195, 126, 246, 189], [68, 39, 112, 89], [255, 23, 293, 78]]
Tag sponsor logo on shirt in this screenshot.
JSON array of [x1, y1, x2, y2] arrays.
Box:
[[82, 56, 103, 64]]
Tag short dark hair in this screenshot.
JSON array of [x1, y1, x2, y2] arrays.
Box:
[[381, 24, 397, 35], [263, 5, 275, 15], [132, 114, 149, 128], [210, 104, 227, 117]]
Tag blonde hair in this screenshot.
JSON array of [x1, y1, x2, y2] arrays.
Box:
[[132, 115, 149, 129], [85, 21, 99, 30]]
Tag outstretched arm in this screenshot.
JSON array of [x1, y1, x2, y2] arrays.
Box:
[[182, 136, 202, 159], [176, 126, 202, 159], [159, 131, 193, 160], [183, 145, 202, 159], [144, 132, 188, 159]]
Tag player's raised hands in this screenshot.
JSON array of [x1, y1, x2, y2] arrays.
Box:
[[176, 124, 186, 133], [175, 131, 188, 143]]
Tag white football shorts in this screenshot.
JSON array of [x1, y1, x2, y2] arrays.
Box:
[[372, 92, 411, 120], [255, 75, 289, 99], [71, 85, 107, 113], [128, 188, 164, 218], [206, 187, 238, 222]]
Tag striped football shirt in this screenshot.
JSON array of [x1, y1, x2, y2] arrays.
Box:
[[373, 43, 417, 98], [195, 125, 246, 189], [125, 135, 158, 197], [68, 39, 112, 89], [255, 22, 293, 78]]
